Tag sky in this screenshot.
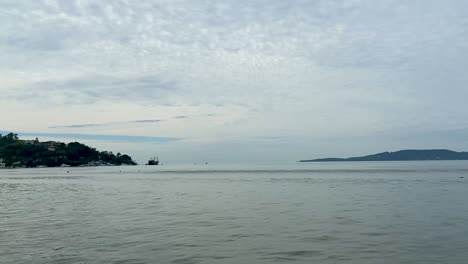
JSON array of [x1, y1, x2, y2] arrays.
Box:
[[1, 0, 468, 163]]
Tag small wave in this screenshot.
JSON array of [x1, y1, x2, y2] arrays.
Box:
[[5, 176, 86, 180], [267, 250, 324, 258], [301, 235, 337, 242], [137, 168, 468, 174], [360, 231, 389, 237]]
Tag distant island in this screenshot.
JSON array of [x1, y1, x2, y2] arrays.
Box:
[[0, 132, 137, 168], [299, 149, 468, 162]]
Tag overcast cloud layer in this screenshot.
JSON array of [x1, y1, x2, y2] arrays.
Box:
[[1, 0, 468, 163]]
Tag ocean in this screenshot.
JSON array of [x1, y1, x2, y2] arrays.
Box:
[[1, 161, 467, 263]]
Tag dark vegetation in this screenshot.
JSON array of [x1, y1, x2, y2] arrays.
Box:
[[0, 133, 137, 168], [299, 149, 468, 162]]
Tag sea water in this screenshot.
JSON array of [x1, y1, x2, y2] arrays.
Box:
[[1, 161, 467, 263]]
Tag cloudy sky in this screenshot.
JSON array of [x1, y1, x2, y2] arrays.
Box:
[[1, 0, 468, 163]]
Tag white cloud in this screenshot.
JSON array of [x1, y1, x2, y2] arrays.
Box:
[[1, 0, 468, 162]]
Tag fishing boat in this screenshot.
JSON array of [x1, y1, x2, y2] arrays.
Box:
[[146, 157, 159, 165]]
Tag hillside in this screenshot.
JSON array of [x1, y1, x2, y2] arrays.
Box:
[[0, 133, 137, 168], [299, 149, 468, 162]]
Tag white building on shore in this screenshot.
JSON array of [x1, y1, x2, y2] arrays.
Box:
[[0, 158, 6, 168]]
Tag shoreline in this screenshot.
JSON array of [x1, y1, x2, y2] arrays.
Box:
[[0, 164, 137, 170]]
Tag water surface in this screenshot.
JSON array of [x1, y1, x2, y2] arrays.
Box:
[[1, 161, 467, 263]]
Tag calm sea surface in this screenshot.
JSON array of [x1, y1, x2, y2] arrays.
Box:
[[1, 161, 468, 264]]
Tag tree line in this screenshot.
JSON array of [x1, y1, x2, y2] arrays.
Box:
[[0, 133, 137, 167]]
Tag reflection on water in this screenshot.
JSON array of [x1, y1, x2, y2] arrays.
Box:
[[1, 161, 467, 264]]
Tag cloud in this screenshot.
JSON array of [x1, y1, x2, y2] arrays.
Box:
[[9, 75, 177, 105], [49, 119, 163, 129], [2, 0, 468, 161], [49, 124, 103, 129], [0, 130, 180, 143], [133, 120, 162, 123]]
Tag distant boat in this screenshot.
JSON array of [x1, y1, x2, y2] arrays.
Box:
[[146, 157, 159, 165]]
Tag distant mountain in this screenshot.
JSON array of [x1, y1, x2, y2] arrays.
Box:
[[299, 149, 468, 162]]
